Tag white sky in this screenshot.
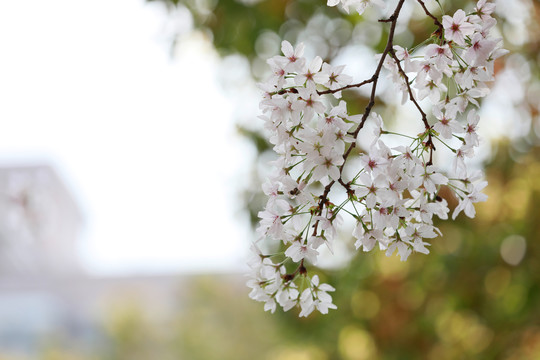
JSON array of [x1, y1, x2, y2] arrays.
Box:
[[0, 0, 254, 275]]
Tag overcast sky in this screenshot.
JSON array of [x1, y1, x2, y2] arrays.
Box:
[[0, 0, 254, 275]]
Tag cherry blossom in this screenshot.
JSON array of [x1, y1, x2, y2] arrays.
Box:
[[442, 9, 475, 46], [248, 0, 505, 317], [327, 0, 385, 15]]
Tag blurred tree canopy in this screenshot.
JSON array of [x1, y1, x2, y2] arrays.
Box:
[[140, 0, 540, 359], [149, 0, 341, 58]]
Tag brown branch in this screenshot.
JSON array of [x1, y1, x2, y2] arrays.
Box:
[[416, 0, 444, 39], [388, 49, 434, 165], [378, 18, 393, 23], [388, 50, 429, 129], [309, 0, 407, 239], [276, 0, 443, 289], [282, 259, 306, 282], [281, 0, 430, 285], [273, 78, 374, 97], [317, 78, 375, 95], [314, 181, 335, 219], [340, 0, 406, 168]]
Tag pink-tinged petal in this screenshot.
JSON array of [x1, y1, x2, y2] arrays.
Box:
[[460, 22, 476, 36], [453, 32, 465, 46], [328, 166, 340, 181], [310, 56, 323, 72], [464, 201, 476, 218], [281, 40, 293, 57], [294, 42, 305, 58], [453, 9, 466, 23], [318, 283, 336, 292], [442, 15, 453, 29], [313, 72, 330, 85]]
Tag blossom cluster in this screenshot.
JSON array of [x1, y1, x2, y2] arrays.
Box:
[[247, 0, 506, 316], [327, 0, 385, 15]]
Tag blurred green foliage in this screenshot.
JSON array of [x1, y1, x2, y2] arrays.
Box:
[[44, 144, 540, 359], [148, 0, 343, 58], [140, 0, 540, 358], [264, 143, 540, 359], [90, 143, 540, 360]]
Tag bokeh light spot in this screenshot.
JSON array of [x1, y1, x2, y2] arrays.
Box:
[[484, 266, 511, 297], [500, 235, 527, 266], [375, 252, 410, 280], [338, 326, 377, 360], [350, 290, 380, 319]]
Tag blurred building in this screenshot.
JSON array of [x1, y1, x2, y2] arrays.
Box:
[[0, 165, 83, 277], [0, 165, 187, 357]]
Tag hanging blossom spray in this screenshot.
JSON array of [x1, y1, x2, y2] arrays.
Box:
[[247, 0, 507, 316]]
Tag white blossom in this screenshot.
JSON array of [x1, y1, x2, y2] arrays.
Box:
[[442, 9, 475, 46], [248, 0, 504, 317]]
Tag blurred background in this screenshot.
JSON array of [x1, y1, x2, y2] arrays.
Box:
[[0, 0, 539, 359]]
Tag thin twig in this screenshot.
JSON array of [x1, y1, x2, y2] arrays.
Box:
[[416, 0, 444, 39], [387, 49, 434, 165], [314, 0, 406, 226], [340, 0, 407, 168], [280, 0, 445, 283], [317, 78, 375, 95], [388, 50, 429, 129]]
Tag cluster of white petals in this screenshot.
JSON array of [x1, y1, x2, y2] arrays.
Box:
[[327, 0, 385, 15], [247, 0, 506, 316]]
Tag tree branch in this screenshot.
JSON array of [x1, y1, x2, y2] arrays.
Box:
[[341, 0, 406, 166], [388, 50, 429, 129], [317, 78, 375, 95], [416, 0, 444, 39], [388, 49, 434, 165], [311, 0, 407, 230]]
